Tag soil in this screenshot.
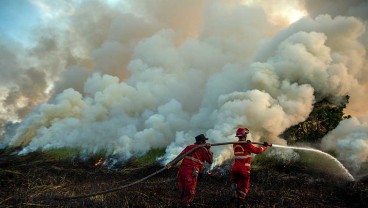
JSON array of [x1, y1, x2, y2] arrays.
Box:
[[1, 150, 367, 208]]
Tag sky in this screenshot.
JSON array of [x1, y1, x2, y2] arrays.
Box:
[[0, 0, 367, 176], [0, 0, 41, 45]]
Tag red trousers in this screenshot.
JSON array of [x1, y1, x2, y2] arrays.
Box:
[[178, 166, 198, 207], [231, 166, 250, 199]]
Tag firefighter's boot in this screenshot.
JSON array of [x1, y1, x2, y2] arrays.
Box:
[[231, 183, 237, 198]]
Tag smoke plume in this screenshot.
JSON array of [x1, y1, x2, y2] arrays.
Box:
[[321, 116, 368, 174], [0, 0, 367, 173]]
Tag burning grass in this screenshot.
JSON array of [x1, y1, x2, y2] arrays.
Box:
[[1, 148, 367, 207]]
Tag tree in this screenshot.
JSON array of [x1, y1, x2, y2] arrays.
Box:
[[281, 95, 350, 144]]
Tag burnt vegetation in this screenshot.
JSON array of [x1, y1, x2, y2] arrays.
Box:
[[1, 95, 367, 207], [1, 148, 367, 208]]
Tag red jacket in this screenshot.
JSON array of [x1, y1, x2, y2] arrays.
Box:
[[179, 144, 213, 169], [233, 142, 266, 171]]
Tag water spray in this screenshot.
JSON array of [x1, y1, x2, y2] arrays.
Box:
[[272, 144, 355, 181]]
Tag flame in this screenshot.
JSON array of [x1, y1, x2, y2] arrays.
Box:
[[94, 157, 119, 169], [94, 157, 104, 167], [206, 166, 226, 177]]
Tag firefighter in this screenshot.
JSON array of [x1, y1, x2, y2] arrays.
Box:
[[231, 127, 268, 201], [167, 134, 213, 207]]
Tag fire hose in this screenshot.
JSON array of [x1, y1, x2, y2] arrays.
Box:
[[54, 141, 272, 200]]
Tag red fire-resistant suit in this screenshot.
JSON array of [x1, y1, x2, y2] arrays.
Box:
[[177, 144, 213, 207], [231, 142, 266, 199]]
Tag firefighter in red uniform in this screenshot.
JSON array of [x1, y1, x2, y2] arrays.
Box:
[[168, 134, 213, 207], [231, 127, 268, 201]]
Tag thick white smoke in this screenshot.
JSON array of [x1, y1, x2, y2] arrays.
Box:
[[0, 0, 367, 173], [321, 116, 368, 174]]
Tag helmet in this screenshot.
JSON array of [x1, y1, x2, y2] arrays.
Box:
[[235, 128, 249, 137]]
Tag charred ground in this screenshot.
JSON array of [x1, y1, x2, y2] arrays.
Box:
[[1, 148, 367, 208]]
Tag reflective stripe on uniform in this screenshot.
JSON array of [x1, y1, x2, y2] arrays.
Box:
[[234, 155, 251, 159], [244, 163, 250, 166], [233, 145, 244, 152], [184, 156, 204, 165]]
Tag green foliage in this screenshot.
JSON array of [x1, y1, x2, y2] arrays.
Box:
[[41, 147, 166, 167], [282, 95, 350, 144], [42, 147, 80, 160], [130, 148, 166, 166]]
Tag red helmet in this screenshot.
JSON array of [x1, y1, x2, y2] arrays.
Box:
[[235, 127, 249, 137]]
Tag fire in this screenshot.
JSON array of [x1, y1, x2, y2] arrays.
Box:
[[93, 157, 119, 170], [206, 166, 226, 177], [94, 158, 107, 167]]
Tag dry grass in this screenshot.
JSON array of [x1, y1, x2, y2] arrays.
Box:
[[1, 149, 367, 208]]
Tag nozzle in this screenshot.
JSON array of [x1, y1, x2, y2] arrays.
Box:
[[263, 142, 272, 147]]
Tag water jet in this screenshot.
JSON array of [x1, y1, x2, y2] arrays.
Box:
[[272, 144, 355, 181]]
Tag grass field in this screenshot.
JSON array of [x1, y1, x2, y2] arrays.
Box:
[[1, 147, 367, 207]]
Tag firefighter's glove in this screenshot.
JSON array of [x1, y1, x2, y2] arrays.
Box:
[[205, 143, 211, 149], [246, 140, 251, 143], [192, 167, 199, 177], [166, 162, 173, 169], [263, 142, 269, 147]]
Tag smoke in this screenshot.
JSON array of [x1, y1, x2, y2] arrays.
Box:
[[0, 0, 367, 173], [303, 0, 368, 19], [321, 117, 368, 173], [0, 37, 48, 121]]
